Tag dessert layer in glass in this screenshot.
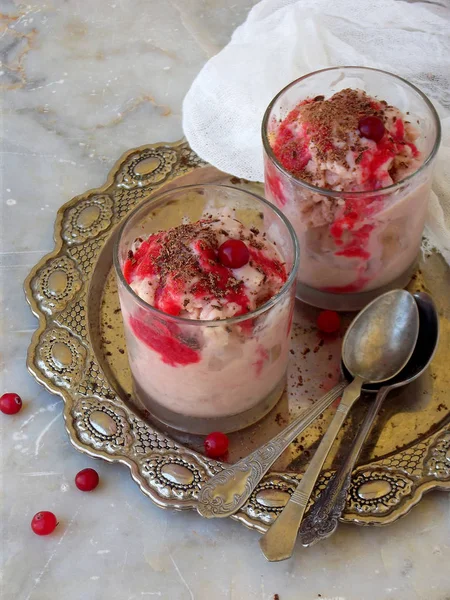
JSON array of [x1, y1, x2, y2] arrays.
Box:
[[115, 184, 299, 433], [263, 67, 440, 309]]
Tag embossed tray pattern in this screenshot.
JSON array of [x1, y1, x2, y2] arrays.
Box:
[[24, 140, 450, 533]]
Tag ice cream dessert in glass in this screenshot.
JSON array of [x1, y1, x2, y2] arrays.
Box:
[[263, 67, 441, 310], [114, 184, 299, 434]]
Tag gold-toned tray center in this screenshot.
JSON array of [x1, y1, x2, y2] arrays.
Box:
[[90, 169, 450, 472]]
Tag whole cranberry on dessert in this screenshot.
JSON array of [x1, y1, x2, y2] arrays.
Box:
[[75, 468, 99, 492], [358, 116, 385, 143], [317, 310, 341, 334], [31, 511, 58, 536], [0, 393, 22, 415], [218, 239, 250, 269], [204, 431, 229, 458]]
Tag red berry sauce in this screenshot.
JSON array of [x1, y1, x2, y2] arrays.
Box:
[[265, 165, 287, 207], [123, 218, 287, 366], [253, 345, 270, 377], [271, 107, 312, 176], [130, 314, 201, 367]]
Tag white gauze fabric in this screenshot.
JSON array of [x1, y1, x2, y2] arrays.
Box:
[[182, 0, 450, 264]]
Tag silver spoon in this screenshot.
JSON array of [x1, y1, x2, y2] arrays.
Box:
[[196, 290, 414, 520], [259, 289, 419, 562], [298, 292, 439, 547], [197, 382, 347, 519]]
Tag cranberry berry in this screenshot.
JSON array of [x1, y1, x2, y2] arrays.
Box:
[[204, 431, 229, 459], [358, 116, 385, 143], [218, 239, 250, 269], [31, 511, 58, 536], [75, 468, 99, 492], [317, 310, 341, 334], [0, 393, 22, 415]]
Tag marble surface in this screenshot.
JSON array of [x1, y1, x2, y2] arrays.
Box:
[[1, 1, 449, 599]]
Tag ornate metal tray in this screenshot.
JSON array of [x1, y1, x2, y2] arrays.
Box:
[[24, 140, 450, 533]]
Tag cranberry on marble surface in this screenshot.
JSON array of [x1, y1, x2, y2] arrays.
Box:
[[31, 511, 58, 536], [0, 393, 22, 415], [75, 468, 99, 492]]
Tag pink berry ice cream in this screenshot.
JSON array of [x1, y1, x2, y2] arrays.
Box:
[[265, 88, 430, 297], [124, 214, 286, 324], [119, 210, 293, 430], [270, 89, 420, 195]]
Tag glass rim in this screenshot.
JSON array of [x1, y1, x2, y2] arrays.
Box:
[[261, 66, 442, 199], [113, 183, 300, 327]]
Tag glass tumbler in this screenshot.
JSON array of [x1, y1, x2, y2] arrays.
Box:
[[262, 67, 441, 311], [114, 184, 299, 434]]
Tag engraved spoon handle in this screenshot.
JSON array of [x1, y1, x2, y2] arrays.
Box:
[[259, 376, 364, 562], [299, 385, 390, 546], [197, 381, 347, 519]]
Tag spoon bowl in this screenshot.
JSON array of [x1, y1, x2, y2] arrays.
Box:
[[342, 292, 439, 391], [342, 289, 420, 384]]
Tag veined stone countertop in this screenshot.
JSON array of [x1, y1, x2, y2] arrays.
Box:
[[1, 2, 449, 599]]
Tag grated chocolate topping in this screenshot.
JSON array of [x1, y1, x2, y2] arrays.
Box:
[[155, 221, 213, 279], [294, 88, 385, 180], [153, 219, 245, 300]]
